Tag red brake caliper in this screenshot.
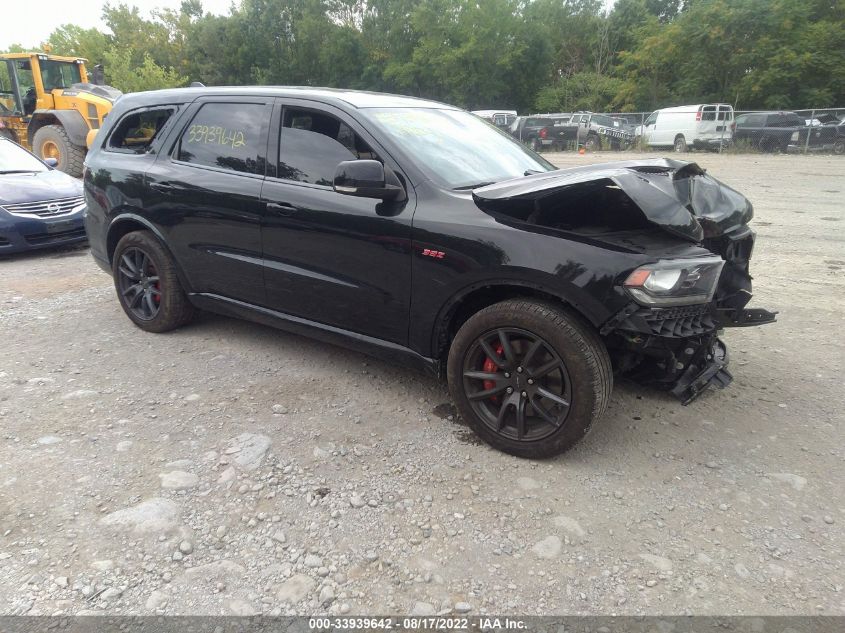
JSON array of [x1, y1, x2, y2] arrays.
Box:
[[483, 343, 504, 402]]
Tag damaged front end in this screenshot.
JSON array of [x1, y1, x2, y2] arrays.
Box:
[[473, 158, 777, 403]]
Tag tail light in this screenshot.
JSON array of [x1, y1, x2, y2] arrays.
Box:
[[540, 128, 547, 139], [696, 110, 702, 121]]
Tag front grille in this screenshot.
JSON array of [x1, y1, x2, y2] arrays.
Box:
[[24, 227, 86, 245], [2, 196, 85, 218], [641, 304, 716, 337]]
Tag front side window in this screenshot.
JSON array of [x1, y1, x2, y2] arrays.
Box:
[[363, 108, 554, 189], [645, 112, 658, 126], [0, 62, 16, 114], [39, 60, 82, 91], [277, 108, 376, 186], [108, 107, 176, 154], [176, 102, 266, 174]]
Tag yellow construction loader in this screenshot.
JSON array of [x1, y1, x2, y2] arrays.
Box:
[[0, 52, 121, 177]]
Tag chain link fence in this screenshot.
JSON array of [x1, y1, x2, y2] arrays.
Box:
[[511, 107, 845, 155]]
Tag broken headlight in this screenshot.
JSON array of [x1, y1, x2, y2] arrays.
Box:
[[623, 256, 724, 307]]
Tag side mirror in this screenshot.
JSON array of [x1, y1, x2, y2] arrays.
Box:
[[44, 157, 58, 168], [334, 159, 405, 201]]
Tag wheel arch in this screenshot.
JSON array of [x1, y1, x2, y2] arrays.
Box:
[[107, 215, 193, 292], [430, 281, 599, 362], [28, 110, 89, 147]]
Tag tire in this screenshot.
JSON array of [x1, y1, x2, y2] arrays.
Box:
[[758, 136, 777, 153], [832, 139, 845, 155], [673, 135, 688, 152], [0, 128, 15, 142], [32, 124, 85, 177], [584, 134, 599, 151], [447, 299, 612, 458], [112, 231, 195, 333], [531, 138, 542, 152]]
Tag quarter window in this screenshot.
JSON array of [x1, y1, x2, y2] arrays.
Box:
[[277, 108, 378, 186], [177, 102, 266, 174], [108, 107, 176, 154]]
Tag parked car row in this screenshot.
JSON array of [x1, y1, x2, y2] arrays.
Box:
[[477, 105, 845, 154]]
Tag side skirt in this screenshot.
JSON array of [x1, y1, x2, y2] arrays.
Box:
[[189, 293, 441, 378]]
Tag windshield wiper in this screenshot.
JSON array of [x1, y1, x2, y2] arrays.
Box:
[[453, 181, 497, 190], [0, 169, 39, 175]]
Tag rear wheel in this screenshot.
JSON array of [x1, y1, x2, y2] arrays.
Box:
[[447, 300, 612, 458], [113, 231, 195, 333], [32, 124, 85, 177], [674, 135, 688, 152], [531, 138, 542, 152]]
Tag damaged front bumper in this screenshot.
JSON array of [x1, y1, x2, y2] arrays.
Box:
[[602, 300, 776, 404]]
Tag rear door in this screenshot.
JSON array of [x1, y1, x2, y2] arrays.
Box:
[[146, 96, 272, 306], [259, 98, 414, 344]]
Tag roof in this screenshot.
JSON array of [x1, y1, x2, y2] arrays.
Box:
[[0, 53, 86, 63], [115, 86, 459, 110]]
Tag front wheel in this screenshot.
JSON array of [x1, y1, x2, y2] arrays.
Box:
[[447, 300, 612, 458], [113, 231, 195, 333], [833, 139, 845, 155], [584, 135, 599, 151]]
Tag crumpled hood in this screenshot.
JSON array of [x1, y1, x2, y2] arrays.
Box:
[[473, 159, 753, 242], [0, 169, 83, 206]]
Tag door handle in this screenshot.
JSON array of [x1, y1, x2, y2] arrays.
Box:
[[266, 202, 298, 216], [150, 182, 179, 194]]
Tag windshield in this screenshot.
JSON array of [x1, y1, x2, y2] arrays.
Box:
[[0, 139, 48, 173], [40, 60, 82, 91], [362, 108, 555, 189]]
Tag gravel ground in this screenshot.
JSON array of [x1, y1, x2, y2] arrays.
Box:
[[0, 152, 842, 617]]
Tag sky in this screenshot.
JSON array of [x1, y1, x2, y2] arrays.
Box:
[[1, 0, 236, 50]]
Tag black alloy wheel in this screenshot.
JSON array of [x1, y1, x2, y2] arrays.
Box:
[[112, 230, 195, 332], [462, 327, 572, 441], [117, 247, 161, 320], [447, 299, 612, 458]]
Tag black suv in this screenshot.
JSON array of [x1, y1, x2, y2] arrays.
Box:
[[83, 87, 775, 458]]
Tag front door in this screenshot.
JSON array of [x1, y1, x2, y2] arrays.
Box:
[[260, 99, 414, 345], [146, 96, 272, 306]]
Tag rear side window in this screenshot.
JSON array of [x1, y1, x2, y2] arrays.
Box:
[[176, 102, 266, 174], [767, 113, 802, 127], [700, 106, 716, 121], [108, 107, 176, 154]]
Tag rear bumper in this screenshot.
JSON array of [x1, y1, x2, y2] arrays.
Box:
[[0, 214, 87, 255], [694, 137, 733, 149]]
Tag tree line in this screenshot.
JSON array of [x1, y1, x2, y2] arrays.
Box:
[[4, 0, 844, 113]]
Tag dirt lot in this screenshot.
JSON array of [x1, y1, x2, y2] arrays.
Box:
[[0, 152, 842, 616]]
